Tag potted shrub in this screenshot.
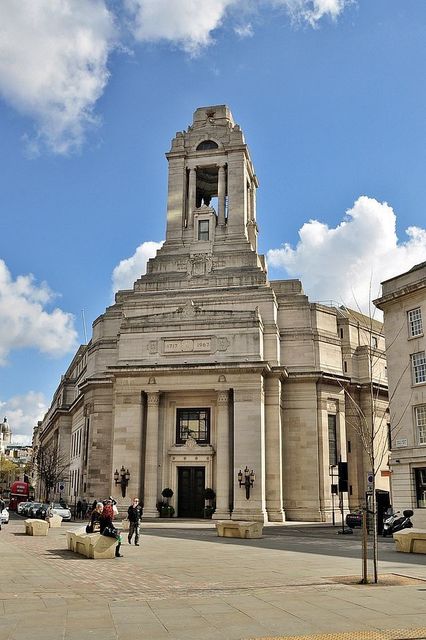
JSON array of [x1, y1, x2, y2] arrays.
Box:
[[203, 487, 216, 519], [160, 488, 174, 518]]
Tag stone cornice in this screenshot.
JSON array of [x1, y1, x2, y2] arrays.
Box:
[[374, 278, 426, 308], [78, 376, 114, 392], [108, 361, 271, 377]]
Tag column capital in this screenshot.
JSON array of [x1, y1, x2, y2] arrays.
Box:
[[217, 390, 230, 405], [146, 392, 160, 406]]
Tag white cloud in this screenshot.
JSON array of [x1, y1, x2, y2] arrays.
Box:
[[0, 392, 47, 445], [234, 23, 254, 38], [275, 0, 349, 26], [0, 0, 351, 153], [0, 259, 78, 364], [124, 0, 238, 55], [267, 196, 426, 312], [0, 0, 116, 155], [125, 0, 349, 54], [112, 241, 164, 294]]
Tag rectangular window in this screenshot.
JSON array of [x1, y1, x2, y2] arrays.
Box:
[[371, 336, 378, 348], [328, 414, 337, 466], [415, 468, 426, 508], [198, 220, 209, 241], [408, 308, 423, 337], [176, 408, 210, 444], [416, 405, 426, 445], [412, 351, 426, 384]]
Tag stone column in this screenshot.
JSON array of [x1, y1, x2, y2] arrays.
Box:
[[212, 390, 230, 519], [250, 182, 257, 222], [143, 392, 160, 518], [188, 167, 197, 228], [264, 376, 285, 521], [217, 165, 226, 225]]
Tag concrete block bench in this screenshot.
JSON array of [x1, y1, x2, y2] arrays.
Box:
[[46, 514, 62, 528], [216, 520, 263, 539], [25, 519, 49, 536], [394, 528, 426, 554], [67, 529, 117, 559]]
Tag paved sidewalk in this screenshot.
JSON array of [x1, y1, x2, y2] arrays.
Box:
[[1, 516, 426, 640]]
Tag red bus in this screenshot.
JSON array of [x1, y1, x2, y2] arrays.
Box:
[[9, 481, 31, 511]]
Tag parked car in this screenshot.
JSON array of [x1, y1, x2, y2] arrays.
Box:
[[1, 507, 9, 524], [38, 503, 72, 521], [28, 503, 43, 518], [20, 502, 35, 517], [345, 510, 362, 529], [17, 501, 32, 515], [51, 503, 71, 521]]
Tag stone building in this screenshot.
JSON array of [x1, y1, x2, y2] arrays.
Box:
[[37, 105, 389, 521], [375, 262, 426, 526]]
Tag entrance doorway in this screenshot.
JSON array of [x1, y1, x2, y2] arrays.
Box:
[[177, 466, 205, 518]]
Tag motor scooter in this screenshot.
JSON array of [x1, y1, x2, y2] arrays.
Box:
[[382, 509, 413, 536]]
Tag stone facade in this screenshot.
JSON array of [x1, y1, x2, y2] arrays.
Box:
[[375, 262, 426, 527], [37, 105, 389, 521]]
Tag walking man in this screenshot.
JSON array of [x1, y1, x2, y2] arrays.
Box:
[[127, 497, 143, 545]]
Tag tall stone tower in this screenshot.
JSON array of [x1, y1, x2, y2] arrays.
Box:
[[134, 105, 266, 293], [0, 417, 11, 453]]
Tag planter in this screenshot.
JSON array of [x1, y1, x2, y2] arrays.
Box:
[[203, 506, 214, 519], [160, 505, 175, 518]]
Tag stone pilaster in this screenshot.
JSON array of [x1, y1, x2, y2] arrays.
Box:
[[232, 381, 267, 522], [143, 391, 160, 518], [264, 376, 285, 521], [212, 390, 230, 519], [188, 167, 196, 228]]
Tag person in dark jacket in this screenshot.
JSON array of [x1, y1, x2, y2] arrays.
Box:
[[127, 497, 143, 545], [86, 502, 103, 533], [100, 500, 122, 557]]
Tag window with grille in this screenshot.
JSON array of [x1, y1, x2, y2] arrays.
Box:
[[198, 220, 209, 241], [412, 351, 426, 384], [408, 308, 423, 337], [416, 405, 426, 444], [176, 408, 210, 444]]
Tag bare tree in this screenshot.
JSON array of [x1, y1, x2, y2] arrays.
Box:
[[339, 288, 409, 583], [35, 442, 70, 502]]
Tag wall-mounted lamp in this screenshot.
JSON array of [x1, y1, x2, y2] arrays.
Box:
[[238, 466, 255, 499], [114, 465, 130, 498]]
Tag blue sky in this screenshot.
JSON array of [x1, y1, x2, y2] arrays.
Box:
[[1, 0, 426, 442]]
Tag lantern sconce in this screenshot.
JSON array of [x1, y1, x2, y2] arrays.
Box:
[[238, 466, 255, 499], [114, 465, 130, 498]]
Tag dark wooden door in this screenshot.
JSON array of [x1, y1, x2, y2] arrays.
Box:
[[177, 467, 205, 518]]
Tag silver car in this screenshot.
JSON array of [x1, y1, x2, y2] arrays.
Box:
[[51, 503, 72, 521]]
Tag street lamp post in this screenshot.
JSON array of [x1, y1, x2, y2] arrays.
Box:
[[329, 465, 338, 526], [114, 466, 130, 498]]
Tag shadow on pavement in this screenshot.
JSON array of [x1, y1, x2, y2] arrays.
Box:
[[45, 548, 88, 560]]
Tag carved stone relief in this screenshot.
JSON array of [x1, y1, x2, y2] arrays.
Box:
[[187, 254, 213, 277]]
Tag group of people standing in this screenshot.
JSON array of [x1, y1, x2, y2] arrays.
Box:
[[86, 496, 143, 558]]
